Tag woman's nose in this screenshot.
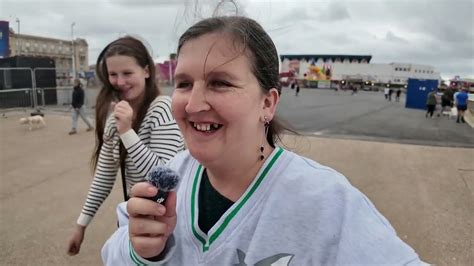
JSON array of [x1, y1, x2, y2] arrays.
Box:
[[185, 82, 210, 113]]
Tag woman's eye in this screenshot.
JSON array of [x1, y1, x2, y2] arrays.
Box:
[[176, 81, 192, 89], [209, 80, 231, 88]]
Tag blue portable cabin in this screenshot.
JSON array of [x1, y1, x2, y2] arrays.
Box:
[[405, 78, 439, 110]]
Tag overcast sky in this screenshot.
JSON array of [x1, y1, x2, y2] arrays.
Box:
[[2, 0, 473, 79]]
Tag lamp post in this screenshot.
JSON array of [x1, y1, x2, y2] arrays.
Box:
[[71, 22, 76, 80], [15, 18, 21, 54]]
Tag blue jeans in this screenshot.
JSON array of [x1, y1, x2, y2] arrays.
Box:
[[72, 107, 93, 130]]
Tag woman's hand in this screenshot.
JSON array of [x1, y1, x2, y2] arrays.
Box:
[[113, 100, 134, 134], [128, 182, 177, 259], [67, 224, 86, 256]]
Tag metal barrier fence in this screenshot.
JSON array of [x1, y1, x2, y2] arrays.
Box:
[[0, 88, 34, 108], [0, 67, 75, 109]]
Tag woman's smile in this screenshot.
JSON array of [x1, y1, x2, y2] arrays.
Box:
[[190, 121, 223, 132]]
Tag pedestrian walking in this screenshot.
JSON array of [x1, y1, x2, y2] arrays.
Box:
[[69, 78, 94, 135], [426, 89, 437, 118], [351, 84, 357, 95], [455, 87, 469, 123], [396, 89, 401, 102]]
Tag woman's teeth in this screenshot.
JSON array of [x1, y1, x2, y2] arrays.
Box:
[[193, 123, 221, 132]]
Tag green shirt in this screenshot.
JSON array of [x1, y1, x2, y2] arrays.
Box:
[[426, 91, 437, 105], [198, 169, 234, 235]]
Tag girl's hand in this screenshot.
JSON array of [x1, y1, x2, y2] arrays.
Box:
[[113, 100, 134, 134]]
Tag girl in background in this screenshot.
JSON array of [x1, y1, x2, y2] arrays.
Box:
[[67, 36, 184, 256]]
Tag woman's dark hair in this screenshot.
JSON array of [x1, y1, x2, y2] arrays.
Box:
[[177, 16, 294, 147], [92, 36, 160, 169]]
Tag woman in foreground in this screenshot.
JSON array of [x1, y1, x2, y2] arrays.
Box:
[[102, 17, 423, 265]]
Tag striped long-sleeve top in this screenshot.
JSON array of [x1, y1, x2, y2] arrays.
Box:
[[77, 95, 185, 226]]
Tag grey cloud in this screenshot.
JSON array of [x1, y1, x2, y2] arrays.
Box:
[[112, 0, 186, 7], [379, 1, 473, 44], [277, 6, 313, 23], [3, 0, 473, 78], [385, 31, 409, 43], [318, 2, 350, 22]]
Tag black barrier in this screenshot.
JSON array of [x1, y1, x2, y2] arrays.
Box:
[[0, 56, 57, 90], [37, 88, 58, 105], [0, 89, 33, 108]]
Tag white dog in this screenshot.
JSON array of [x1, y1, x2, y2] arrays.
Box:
[[19, 115, 46, 130]]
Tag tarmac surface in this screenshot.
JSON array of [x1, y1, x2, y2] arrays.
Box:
[[0, 87, 473, 265], [277, 88, 474, 148]]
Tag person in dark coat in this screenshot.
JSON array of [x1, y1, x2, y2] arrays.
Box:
[[388, 88, 393, 101], [395, 89, 402, 102], [425, 89, 437, 118], [69, 79, 94, 135]]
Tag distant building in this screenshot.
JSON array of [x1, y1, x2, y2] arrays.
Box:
[[280, 54, 371, 80], [9, 29, 88, 86], [155, 53, 177, 85], [280, 54, 440, 88]]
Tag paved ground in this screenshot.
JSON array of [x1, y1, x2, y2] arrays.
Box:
[[278, 88, 474, 147], [0, 89, 473, 265]]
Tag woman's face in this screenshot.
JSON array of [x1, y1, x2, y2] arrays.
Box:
[[106, 55, 149, 103], [172, 33, 277, 166]]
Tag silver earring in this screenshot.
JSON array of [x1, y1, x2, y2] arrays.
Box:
[[260, 116, 270, 160]]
